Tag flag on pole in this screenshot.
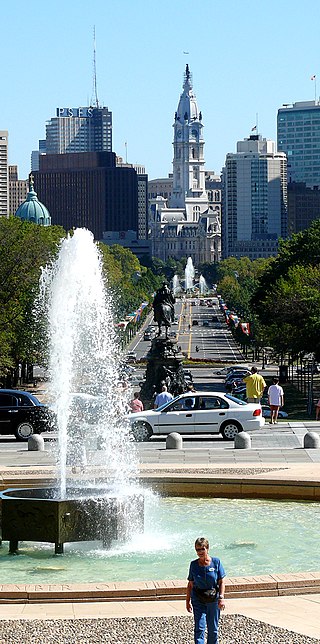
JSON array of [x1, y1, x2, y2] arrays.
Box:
[[311, 75, 316, 80], [251, 125, 257, 131]]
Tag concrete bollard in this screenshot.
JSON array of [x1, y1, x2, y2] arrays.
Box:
[[166, 432, 183, 450], [234, 431, 251, 449], [28, 434, 45, 451], [303, 431, 320, 449]]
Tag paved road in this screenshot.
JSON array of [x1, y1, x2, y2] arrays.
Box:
[[129, 297, 244, 363]]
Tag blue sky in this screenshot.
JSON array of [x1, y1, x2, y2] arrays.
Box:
[[3, 0, 320, 180]]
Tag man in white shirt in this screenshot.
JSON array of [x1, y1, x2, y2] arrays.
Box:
[[154, 385, 173, 409], [268, 377, 284, 424]]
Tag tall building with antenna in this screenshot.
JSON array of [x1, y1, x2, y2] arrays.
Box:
[[31, 29, 112, 167]]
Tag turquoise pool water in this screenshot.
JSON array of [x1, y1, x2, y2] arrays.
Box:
[[1, 496, 319, 584]]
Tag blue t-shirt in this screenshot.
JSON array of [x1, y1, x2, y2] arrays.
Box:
[[188, 556, 226, 593]]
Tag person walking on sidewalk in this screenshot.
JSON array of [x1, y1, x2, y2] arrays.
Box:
[[154, 384, 173, 409], [268, 377, 284, 424], [243, 366, 266, 403], [186, 537, 226, 644]]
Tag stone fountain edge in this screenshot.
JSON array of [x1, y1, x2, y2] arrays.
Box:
[[1, 469, 320, 603]]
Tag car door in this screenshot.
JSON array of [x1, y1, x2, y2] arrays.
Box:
[[156, 397, 196, 434], [193, 396, 229, 434], [0, 393, 19, 434]]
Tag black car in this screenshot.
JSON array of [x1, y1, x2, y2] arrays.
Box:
[[0, 389, 54, 441]]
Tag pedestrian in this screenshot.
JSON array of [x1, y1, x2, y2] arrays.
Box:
[[154, 384, 173, 409], [315, 398, 320, 421], [243, 366, 266, 403], [195, 345, 199, 353], [267, 377, 284, 424], [186, 537, 226, 644], [129, 392, 144, 413]]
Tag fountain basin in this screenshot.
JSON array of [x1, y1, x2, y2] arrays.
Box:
[[0, 487, 144, 554]]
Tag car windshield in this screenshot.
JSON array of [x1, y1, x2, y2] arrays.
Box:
[[225, 394, 247, 405], [153, 395, 181, 412]]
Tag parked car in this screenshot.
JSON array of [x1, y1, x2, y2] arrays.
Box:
[[225, 378, 247, 392], [129, 391, 265, 441], [261, 406, 288, 419], [225, 370, 251, 385], [0, 389, 54, 441], [203, 320, 210, 326], [192, 320, 199, 326], [126, 351, 137, 363], [213, 364, 250, 376]]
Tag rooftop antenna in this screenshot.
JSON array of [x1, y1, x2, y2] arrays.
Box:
[[91, 26, 100, 107]]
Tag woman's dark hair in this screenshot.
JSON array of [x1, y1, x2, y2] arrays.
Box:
[[195, 537, 209, 549]]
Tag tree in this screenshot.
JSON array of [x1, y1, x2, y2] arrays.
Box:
[[0, 217, 65, 379]]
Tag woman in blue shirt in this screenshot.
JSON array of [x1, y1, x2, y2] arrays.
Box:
[[186, 537, 226, 644]]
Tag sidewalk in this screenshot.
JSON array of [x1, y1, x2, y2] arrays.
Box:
[[1, 431, 320, 640], [0, 594, 319, 639]]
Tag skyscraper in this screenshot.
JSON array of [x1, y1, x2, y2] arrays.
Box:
[[45, 106, 112, 155], [222, 134, 287, 259], [0, 131, 9, 217], [277, 101, 320, 187]]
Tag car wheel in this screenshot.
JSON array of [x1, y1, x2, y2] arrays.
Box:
[[14, 421, 35, 441], [131, 421, 152, 442], [220, 421, 242, 440]]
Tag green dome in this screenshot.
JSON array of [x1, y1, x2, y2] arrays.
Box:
[[15, 177, 51, 226]]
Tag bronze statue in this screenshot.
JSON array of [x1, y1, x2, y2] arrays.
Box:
[[153, 283, 175, 337]]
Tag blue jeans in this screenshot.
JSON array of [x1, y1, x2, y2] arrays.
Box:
[[192, 597, 220, 644]]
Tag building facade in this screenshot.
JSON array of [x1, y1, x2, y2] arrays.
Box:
[[277, 101, 320, 188], [46, 106, 112, 155], [148, 175, 173, 201], [33, 152, 144, 242], [222, 134, 287, 259], [9, 166, 28, 215], [149, 66, 221, 265], [0, 131, 9, 217], [287, 182, 320, 234]]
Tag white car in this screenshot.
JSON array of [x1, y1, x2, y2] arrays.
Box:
[[129, 391, 265, 441]]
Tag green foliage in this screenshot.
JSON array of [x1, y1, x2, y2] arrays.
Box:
[[98, 244, 161, 318], [0, 217, 65, 376], [252, 221, 320, 359], [197, 262, 219, 287], [140, 255, 186, 281], [217, 256, 271, 321]]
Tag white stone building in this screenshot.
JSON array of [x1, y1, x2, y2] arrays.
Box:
[[149, 66, 221, 265]]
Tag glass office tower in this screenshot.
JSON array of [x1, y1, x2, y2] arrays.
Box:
[[277, 101, 320, 187]]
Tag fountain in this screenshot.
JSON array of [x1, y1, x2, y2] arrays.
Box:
[[184, 256, 195, 292], [172, 274, 181, 297], [0, 229, 144, 554], [199, 274, 209, 295]]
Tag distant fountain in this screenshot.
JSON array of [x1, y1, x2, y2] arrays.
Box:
[[199, 274, 209, 295], [185, 257, 195, 292], [1, 229, 144, 554], [172, 274, 181, 297]]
